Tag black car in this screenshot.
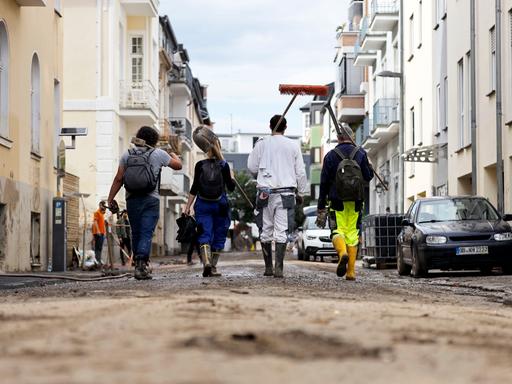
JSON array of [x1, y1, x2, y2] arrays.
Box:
[[397, 196, 512, 277]]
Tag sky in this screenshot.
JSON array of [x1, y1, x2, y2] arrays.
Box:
[[160, 0, 348, 136]]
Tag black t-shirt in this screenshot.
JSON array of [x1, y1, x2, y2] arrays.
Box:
[[190, 159, 236, 196]]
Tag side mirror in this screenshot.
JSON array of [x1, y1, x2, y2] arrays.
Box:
[[402, 219, 414, 227], [503, 214, 512, 221]]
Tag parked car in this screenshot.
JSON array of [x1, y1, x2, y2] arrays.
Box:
[[303, 205, 317, 217], [397, 196, 512, 277], [297, 216, 337, 261]]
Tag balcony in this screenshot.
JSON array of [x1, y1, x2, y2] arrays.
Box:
[[336, 95, 365, 123], [371, 97, 399, 145], [360, 16, 387, 51], [169, 64, 194, 99], [354, 40, 377, 67], [120, 0, 159, 17], [369, 0, 399, 33], [160, 171, 190, 203], [15, 0, 46, 5], [169, 117, 193, 150], [119, 80, 158, 124], [361, 118, 379, 152]]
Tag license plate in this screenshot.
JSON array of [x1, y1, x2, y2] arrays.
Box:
[[456, 246, 489, 255], [322, 243, 333, 248]]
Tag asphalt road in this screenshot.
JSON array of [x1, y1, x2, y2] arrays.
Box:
[[1, 252, 511, 383]]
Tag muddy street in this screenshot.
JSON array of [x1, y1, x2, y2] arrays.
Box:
[[1, 252, 512, 384]]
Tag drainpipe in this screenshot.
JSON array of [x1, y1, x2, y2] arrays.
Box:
[[470, 0, 477, 196], [496, 0, 504, 213], [398, 0, 405, 212]]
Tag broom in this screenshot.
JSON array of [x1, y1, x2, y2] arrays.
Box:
[[278, 83, 388, 191]]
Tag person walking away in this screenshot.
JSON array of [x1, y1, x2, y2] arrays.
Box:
[[107, 126, 182, 280], [316, 125, 374, 281], [247, 115, 308, 278], [184, 137, 235, 277], [92, 201, 107, 266], [115, 210, 131, 266]]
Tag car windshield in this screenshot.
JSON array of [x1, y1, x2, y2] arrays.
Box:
[[416, 198, 500, 223], [305, 217, 320, 230]]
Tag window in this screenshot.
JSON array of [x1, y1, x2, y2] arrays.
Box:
[[457, 58, 464, 148], [443, 76, 448, 129], [490, 26, 496, 92], [54, 79, 61, 166], [31, 54, 41, 155], [436, 84, 441, 134], [418, 98, 423, 145], [314, 110, 321, 124], [409, 14, 415, 58], [0, 21, 8, 139], [130, 36, 144, 86], [418, 1, 422, 48], [466, 51, 472, 145], [410, 106, 415, 147]]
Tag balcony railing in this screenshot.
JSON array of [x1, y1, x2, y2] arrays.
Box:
[[359, 16, 369, 45], [119, 80, 157, 112], [370, 0, 399, 17], [169, 64, 194, 91], [372, 98, 399, 131], [356, 117, 372, 146], [169, 117, 193, 143]]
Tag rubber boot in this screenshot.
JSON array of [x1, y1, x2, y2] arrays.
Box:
[[134, 257, 151, 280], [211, 250, 222, 277], [346, 245, 357, 281], [274, 243, 286, 278], [200, 244, 212, 277], [262, 242, 273, 276], [333, 235, 349, 278]]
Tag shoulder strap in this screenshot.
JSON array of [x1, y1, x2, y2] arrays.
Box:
[[349, 146, 360, 160], [142, 148, 155, 159], [333, 148, 347, 161]]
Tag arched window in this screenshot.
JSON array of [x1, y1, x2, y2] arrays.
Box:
[[31, 53, 40, 154], [0, 21, 8, 138]]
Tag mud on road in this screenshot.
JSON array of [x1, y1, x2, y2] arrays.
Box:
[[1, 253, 512, 384]]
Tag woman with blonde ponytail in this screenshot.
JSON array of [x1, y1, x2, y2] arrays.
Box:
[[184, 136, 235, 277]]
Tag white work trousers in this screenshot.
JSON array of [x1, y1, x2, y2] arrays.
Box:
[[260, 193, 294, 243]]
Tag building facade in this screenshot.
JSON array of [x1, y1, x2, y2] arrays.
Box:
[[355, 0, 401, 214], [0, 0, 63, 271]]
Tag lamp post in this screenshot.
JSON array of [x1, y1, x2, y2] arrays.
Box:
[[377, 70, 404, 213]]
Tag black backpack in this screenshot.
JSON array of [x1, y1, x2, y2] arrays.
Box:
[[123, 148, 158, 194], [199, 160, 224, 201], [333, 146, 364, 202]]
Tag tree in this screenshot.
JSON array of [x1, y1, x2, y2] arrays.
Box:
[[228, 171, 257, 223]]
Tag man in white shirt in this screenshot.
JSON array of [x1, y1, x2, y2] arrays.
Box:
[[247, 115, 308, 278]]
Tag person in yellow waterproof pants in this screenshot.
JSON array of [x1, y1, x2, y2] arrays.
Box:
[[316, 125, 374, 281]]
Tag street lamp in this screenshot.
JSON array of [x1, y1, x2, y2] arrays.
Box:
[[377, 69, 405, 214]]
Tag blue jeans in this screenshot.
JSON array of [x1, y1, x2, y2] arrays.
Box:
[[126, 196, 160, 261], [194, 195, 230, 250]]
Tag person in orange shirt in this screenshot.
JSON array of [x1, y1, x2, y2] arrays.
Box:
[[92, 201, 107, 265]]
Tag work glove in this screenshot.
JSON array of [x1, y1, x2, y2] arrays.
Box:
[[316, 209, 327, 229], [108, 200, 119, 214]]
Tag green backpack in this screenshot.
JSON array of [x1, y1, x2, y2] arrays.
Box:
[[333, 146, 364, 201]]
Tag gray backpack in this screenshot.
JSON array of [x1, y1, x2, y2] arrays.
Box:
[[333, 146, 364, 201], [123, 148, 158, 195]]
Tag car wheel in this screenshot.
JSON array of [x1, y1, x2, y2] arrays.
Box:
[[397, 245, 412, 276], [303, 248, 310, 262], [297, 242, 305, 261], [411, 246, 428, 278]]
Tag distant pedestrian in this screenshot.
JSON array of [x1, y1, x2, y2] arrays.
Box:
[[116, 210, 131, 266], [107, 126, 182, 280], [316, 125, 374, 281], [184, 134, 235, 277], [92, 201, 107, 265], [247, 115, 307, 278]]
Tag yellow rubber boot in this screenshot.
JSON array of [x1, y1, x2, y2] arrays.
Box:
[[346, 245, 358, 281], [333, 235, 349, 277]]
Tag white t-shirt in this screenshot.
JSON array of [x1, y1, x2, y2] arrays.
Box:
[[247, 135, 307, 194]]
